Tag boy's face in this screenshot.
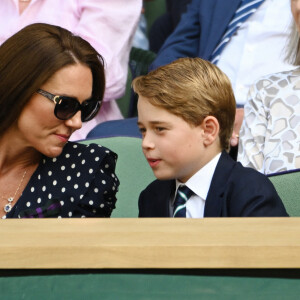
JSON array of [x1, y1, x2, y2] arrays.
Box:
[[137, 96, 206, 183]]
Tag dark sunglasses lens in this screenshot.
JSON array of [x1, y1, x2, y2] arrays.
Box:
[[81, 100, 101, 122], [54, 97, 79, 120]]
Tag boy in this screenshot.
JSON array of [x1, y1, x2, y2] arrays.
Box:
[[133, 57, 288, 217]]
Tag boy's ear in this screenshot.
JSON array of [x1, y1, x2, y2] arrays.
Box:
[[201, 116, 220, 146]]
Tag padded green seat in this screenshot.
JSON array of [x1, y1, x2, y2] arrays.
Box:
[[81, 137, 155, 217], [268, 169, 300, 217]]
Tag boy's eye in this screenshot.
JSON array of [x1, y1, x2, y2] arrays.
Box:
[[155, 127, 165, 132], [138, 127, 146, 134]]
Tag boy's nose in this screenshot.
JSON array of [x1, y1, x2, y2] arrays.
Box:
[[142, 134, 155, 150]]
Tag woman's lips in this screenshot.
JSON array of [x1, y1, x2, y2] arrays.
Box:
[[55, 134, 70, 142]]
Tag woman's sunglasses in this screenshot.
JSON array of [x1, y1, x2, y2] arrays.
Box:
[[36, 89, 101, 122]]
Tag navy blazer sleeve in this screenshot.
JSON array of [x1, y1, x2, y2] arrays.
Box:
[[150, 0, 202, 70]]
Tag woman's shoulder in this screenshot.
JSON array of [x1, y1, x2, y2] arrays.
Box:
[[253, 67, 300, 90], [62, 141, 117, 160], [40, 141, 118, 174]]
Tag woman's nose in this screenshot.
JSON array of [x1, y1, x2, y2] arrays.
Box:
[[65, 111, 82, 130]]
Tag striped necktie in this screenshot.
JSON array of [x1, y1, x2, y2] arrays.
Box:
[[210, 0, 265, 64], [173, 185, 194, 218]]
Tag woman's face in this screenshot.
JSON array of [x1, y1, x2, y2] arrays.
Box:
[[291, 0, 300, 32], [16, 63, 93, 158]]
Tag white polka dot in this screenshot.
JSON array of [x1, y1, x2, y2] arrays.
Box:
[[58, 216, 62, 219], [68, 212, 73, 217], [60, 201, 64, 206], [31, 187, 35, 192], [42, 186, 46, 192], [77, 172, 81, 177], [80, 194, 84, 199], [67, 176, 71, 181], [65, 153, 70, 158], [52, 158, 57, 162], [78, 152, 82, 156], [102, 180, 106, 185], [81, 159, 86, 165], [104, 191, 107, 194], [85, 182, 89, 188], [53, 180, 57, 186], [81, 215, 86, 218], [38, 174, 41, 180], [105, 164, 109, 168], [48, 171, 52, 176], [71, 164, 76, 169], [94, 188, 99, 193], [62, 187, 66, 193], [105, 150, 110, 153], [89, 200, 94, 205], [89, 169, 93, 174], [90, 149, 95, 153], [61, 166, 66, 171], [43, 159, 46, 164], [73, 144, 78, 148], [48, 194, 52, 199], [93, 209, 97, 213], [95, 157, 100, 161], [112, 186, 115, 191], [100, 204, 104, 208], [74, 184, 78, 189], [111, 174, 115, 178], [70, 197, 74, 202], [26, 202, 31, 207], [100, 169, 104, 173], [37, 198, 41, 204]]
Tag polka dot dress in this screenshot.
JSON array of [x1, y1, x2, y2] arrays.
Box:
[[6, 142, 119, 218]]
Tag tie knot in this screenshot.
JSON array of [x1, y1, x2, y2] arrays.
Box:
[[173, 185, 194, 217], [177, 185, 194, 200]]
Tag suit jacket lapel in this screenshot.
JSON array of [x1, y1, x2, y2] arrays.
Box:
[[156, 180, 175, 217], [204, 151, 235, 217]]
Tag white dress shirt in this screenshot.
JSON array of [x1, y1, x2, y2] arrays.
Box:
[[172, 153, 221, 218], [217, 0, 294, 106]]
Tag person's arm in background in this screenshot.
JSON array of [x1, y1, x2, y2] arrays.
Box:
[[237, 82, 267, 174], [75, 0, 142, 102], [149, 0, 201, 70]]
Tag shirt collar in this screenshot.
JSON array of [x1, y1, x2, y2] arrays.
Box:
[[175, 152, 221, 201]]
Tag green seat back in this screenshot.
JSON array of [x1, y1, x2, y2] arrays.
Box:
[[81, 137, 155, 217], [268, 169, 300, 217]]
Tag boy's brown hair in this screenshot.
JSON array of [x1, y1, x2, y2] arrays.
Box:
[[132, 57, 236, 151]]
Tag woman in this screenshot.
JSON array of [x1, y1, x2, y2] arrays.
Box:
[[0, 23, 119, 219], [237, 0, 300, 174], [0, 0, 142, 141]]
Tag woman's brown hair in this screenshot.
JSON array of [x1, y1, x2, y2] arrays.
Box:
[[0, 23, 105, 136]]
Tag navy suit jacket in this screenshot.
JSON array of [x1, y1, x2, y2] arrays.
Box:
[[139, 151, 288, 217], [150, 0, 241, 70]]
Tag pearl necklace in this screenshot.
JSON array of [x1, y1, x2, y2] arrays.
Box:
[[1, 170, 27, 214]]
